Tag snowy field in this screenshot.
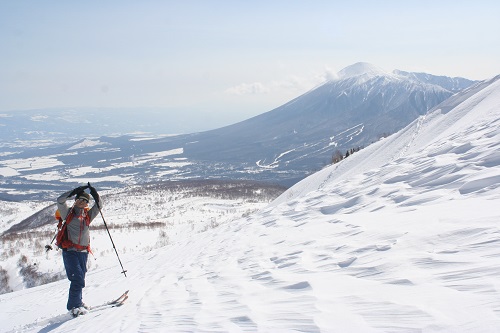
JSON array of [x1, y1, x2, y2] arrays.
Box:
[[0, 181, 282, 296], [1, 75, 500, 332]]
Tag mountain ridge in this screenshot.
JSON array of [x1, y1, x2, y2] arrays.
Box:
[[0, 63, 480, 200]]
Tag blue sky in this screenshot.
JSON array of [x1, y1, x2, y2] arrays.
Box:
[[1, 0, 499, 128]]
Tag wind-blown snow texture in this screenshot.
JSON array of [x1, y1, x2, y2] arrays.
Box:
[[1, 75, 500, 332]]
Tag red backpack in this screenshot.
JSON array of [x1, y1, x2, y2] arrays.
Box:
[[55, 208, 92, 252]]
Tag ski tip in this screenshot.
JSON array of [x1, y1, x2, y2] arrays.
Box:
[[119, 295, 129, 305]]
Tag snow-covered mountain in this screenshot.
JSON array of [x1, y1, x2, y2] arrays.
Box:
[[0, 63, 478, 200], [0, 73, 498, 332], [188, 62, 471, 166]]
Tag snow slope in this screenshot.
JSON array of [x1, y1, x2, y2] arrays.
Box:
[[0, 181, 283, 295], [1, 76, 500, 332]]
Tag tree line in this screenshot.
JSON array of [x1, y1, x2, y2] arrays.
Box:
[[331, 147, 362, 164]]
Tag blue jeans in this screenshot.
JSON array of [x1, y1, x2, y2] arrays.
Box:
[[62, 250, 88, 310]]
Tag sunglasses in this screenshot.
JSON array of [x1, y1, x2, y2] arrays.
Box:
[[76, 198, 89, 203]]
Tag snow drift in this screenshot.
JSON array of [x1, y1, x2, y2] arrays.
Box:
[[1, 75, 500, 332]]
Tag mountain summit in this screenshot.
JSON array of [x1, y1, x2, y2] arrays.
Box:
[[0, 64, 479, 199], [171, 63, 476, 181], [337, 62, 389, 80]]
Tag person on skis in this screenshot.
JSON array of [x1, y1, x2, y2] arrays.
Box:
[[56, 183, 101, 317]]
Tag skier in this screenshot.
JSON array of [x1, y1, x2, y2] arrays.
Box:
[[56, 184, 101, 317]]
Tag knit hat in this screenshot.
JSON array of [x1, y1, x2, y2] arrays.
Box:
[[76, 192, 91, 202]]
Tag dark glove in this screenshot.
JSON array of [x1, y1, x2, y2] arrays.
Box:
[[89, 185, 100, 203], [68, 185, 89, 197]]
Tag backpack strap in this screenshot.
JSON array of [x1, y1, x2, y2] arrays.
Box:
[[56, 207, 92, 252]]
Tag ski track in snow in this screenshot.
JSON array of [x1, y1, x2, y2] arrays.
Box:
[[1, 76, 500, 332]]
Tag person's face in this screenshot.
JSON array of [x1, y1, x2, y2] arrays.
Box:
[[75, 198, 88, 208]]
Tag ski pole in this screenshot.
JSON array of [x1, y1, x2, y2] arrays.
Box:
[[45, 230, 58, 252], [89, 183, 128, 277]]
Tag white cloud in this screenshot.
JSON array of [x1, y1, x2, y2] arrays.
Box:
[[225, 82, 270, 95], [225, 67, 341, 97], [322, 67, 339, 81]]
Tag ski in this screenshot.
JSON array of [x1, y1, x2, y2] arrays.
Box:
[[15, 291, 130, 331], [88, 290, 129, 311], [88, 295, 128, 313]]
